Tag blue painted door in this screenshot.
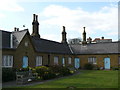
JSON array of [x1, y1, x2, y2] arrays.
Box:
[[104, 58, 110, 69], [23, 56, 28, 68], [75, 58, 80, 69]]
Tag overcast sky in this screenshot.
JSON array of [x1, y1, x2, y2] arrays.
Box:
[[0, 0, 119, 42]]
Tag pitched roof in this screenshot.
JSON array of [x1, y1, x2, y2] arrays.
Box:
[[70, 42, 119, 54], [12, 29, 28, 48], [32, 37, 72, 54], [12, 30, 28, 43], [1, 29, 28, 49], [0, 30, 11, 48], [1, 29, 119, 55]]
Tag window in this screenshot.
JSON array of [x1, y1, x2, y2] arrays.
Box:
[[25, 41, 28, 47], [62, 57, 65, 66], [54, 56, 58, 65], [119, 57, 120, 64], [2, 55, 13, 67], [68, 57, 72, 64], [36, 56, 42, 66], [88, 57, 97, 64]]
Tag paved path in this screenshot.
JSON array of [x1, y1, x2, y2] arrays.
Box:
[[2, 71, 81, 88]]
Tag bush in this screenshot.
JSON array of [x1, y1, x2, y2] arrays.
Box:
[[42, 70, 56, 80], [111, 67, 119, 70], [50, 65, 62, 74], [84, 63, 95, 70], [50, 65, 71, 76], [35, 66, 56, 80], [35, 66, 48, 77], [2, 68, 16, 82], [60, 67, 71, 76]]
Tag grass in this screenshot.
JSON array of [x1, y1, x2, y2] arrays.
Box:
[[11, 70, 119, 88]]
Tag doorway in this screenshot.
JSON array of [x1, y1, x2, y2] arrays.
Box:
[[22, 56, 28, 68]]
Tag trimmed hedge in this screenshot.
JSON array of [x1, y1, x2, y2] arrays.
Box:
[[2, 68, 16, 82]]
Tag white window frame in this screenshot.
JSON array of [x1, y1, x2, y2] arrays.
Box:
[[2, 55, 13, 67], [54, 56, 58, 65], [88, 57, 97, 64], [36, 56, 42, 66], [68, 57, 72, 64], [119, 57, 120, 64], [93, 58, 97, 64], [62, 57, 65, 66]]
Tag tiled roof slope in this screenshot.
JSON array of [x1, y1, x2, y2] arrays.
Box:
[[1, 29, 28, 49], [0, 30, 11, 48], [1, 29, 119, 54], [32, 37, 72, 54], [12, 29, 28, 48], [70, 42, 119, 54]]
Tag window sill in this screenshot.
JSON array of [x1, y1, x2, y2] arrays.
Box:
[[2, 66, 13, 68]]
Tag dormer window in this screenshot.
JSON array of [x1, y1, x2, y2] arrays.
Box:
[[25, 41, 28, 47]]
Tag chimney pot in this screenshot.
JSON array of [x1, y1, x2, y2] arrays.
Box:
[[17, 28, 19, 31], [102, 37, 104, 39], [36, 15, 38, 21], [83, 27, 85, 30], [63, 26, 65, 31], [33, 14, 36, 21], [14, 27, 16, 31]]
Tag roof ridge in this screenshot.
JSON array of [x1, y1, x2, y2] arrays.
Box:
[[12, 29, 28, 33], [0, 30, 11, 33], [34, 37, 62, 44]]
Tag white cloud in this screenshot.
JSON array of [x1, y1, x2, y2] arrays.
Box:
[[39, 4, 118, 41], [0, 13, 5, 18], [0, 0, 24, 12], [42, 34, 61, 42]]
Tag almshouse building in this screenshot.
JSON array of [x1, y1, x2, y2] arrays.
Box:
[[1, 14, 120, 69]]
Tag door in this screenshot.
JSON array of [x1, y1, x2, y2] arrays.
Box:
[[75, 58, 80, 69], [104, 57, 110, 69], [22, 56, 28, 68]]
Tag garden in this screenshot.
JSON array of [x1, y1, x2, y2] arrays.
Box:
[[2, 63, 119, 88], [2, 65, 76, 83]]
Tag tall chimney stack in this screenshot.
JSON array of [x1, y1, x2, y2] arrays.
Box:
[[31, 14, 40, 38], [61, 26, 67, 44], [82, 27, 87, 45]]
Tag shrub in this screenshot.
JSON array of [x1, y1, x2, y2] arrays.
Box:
[[84, 63, 95, 70], [42, 70, 56, 80], [2, 68, 16, 82], [35, 66, 49, 77], [70, 70, 74, 74], [60, 66, 71, 76], [35, 66, 56, 80], [111, 67, 119, 70], [50, 65, 71, 76], [50, 65, 62, 74]]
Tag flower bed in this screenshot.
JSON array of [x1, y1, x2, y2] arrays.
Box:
[[16, 65, 76, 81]]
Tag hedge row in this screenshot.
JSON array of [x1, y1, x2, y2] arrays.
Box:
[[2, 68, 16, 82]]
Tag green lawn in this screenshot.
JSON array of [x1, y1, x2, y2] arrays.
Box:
[[14, 70, 119, 88]]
